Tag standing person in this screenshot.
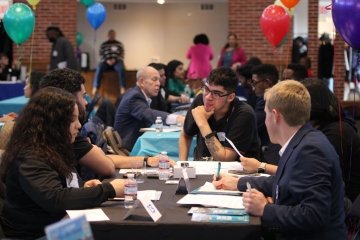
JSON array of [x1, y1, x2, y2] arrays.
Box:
[[179, 67, 259, 161], [92, 29, 126, 96], [186, 33, 213, 90], [0, 87, 125, 239], [213, 80, 346, 239], [318, 33, 334, 88], [114, 66, 184, 151], [46, 26, 78, 71], [217, 32, 246, 70]]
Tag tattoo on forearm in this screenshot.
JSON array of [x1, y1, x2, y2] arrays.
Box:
[[205, 136, 219, 154]]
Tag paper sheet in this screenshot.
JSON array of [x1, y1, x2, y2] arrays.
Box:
[[176, 161, 243, 175], [177, 194, 244, 209], [191, 182, 242, 196], [66, 208, 109, 221]]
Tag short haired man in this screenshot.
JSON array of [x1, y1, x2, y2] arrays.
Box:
[[251, 64, 280, 165], [179, 67, 260, 161], [92, 29, 126, 96], [114, 66, 184, 151], [46, 26, 78, 71], [213, 80, 346, 239], [40, 69, 161, 179]]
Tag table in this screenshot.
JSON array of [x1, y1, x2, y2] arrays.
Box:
[[0, 81, 26, 100], [130, 130, 196, 161], [91, 175, 261, 240], [0, 96, 28, 115]]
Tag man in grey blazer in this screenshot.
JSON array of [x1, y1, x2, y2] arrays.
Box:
[[213, 80, 346, 239]]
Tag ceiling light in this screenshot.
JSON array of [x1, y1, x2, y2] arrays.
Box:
[[157, 0, 165, 4]]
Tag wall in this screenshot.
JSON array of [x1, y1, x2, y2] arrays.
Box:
[[10, 0, 346, 99], [13, 0, 77, 71], [77, 2, 228, 70]]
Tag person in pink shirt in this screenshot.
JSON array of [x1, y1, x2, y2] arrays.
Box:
[[186, 33, 213, 90], [217, 32, 246, 71]]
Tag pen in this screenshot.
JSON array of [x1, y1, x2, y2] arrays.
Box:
[[216, 162, 221, 180], [246, 182, 252, 193]]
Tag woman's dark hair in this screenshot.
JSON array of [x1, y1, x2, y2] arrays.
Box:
[[193, 33, 209, 45], [166, 60, 183, 79], [0, 87, 77, 180], [29, 71, 46, 97], [301, 78, 344, 124], [223, 32, 238, 49]]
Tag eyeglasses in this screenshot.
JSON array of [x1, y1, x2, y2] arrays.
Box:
[[202, 84, 232, 99], [251, 79, 267, 86]]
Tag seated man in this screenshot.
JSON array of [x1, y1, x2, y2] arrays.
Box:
[[213, 80, 346, 239], [114, 66, 184, 151], [40, 69, 162, 180], [179, 67, 260, 161]]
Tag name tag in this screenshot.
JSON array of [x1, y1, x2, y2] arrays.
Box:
[[66, 172, 79, 188], [217, 132, 226, 142]]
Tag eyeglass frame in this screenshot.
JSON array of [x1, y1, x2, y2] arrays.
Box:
[[202, 84, 233, 99]]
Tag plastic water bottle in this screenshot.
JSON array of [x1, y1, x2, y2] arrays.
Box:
[[124, 173, 137, 208], [155, 116, 163, 133], [158, 151, 170, 180], [184, 84, 191, 98]]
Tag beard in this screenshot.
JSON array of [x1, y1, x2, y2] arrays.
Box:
[[78, 104, 86, 125]]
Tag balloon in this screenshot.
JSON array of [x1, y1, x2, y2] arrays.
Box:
[[260, 5, 291, 48], [77, 32, 83, 46], [3, 3, 35, 45], [274, 0, 294, 16], [280, 0, 300, 9], [332, 0, 360, 50], [81, 0, 95, 8], [86, 3, 106, 30], [27, 0, 40, 10], [278, 34, 288, 48]]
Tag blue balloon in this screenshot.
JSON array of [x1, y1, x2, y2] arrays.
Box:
[[332, 0, 360, 50], [86, 2, 106, 30]]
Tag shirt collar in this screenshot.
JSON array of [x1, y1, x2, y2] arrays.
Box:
[[279, 131, 298, 157], [140, 88, 152, 106]]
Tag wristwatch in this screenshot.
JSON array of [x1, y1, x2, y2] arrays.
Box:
[[204, 131, 217, 140], [258, 162, 267, 174]]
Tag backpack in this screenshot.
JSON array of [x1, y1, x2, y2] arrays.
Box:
[[79, 116, 107, 153]]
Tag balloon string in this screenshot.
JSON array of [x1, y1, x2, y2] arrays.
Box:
[[29, 23, 35, 77]]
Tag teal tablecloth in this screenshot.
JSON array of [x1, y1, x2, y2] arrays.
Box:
[[130, 130, 196, 161], [0, 96, 28, 115]]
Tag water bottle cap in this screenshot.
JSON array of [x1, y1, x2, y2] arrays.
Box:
[[127, 173, 135, 178], [160, 151, 167, 155]]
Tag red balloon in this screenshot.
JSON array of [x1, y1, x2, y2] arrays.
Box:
[[280, 0, 300, 9], [260, 5, 291, 47]]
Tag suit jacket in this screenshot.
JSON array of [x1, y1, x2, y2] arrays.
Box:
[[114, 86, 169, 151], [238, 123, 346, 240]]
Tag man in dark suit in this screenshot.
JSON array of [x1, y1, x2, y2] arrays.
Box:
[[114, 66, 184, 151], [213, 80, 346, 239]]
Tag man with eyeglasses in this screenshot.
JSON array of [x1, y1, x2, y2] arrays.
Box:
[[179, 67, 260, 161], [251, 64, 281, 165], [114, 66, 185, 151]]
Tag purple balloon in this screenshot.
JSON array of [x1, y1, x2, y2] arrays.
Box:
[[332, 0, 360, 49], [86, 2, 106, 30]]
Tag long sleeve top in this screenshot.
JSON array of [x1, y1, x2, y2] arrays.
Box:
[[1, 151, 115, 239]]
